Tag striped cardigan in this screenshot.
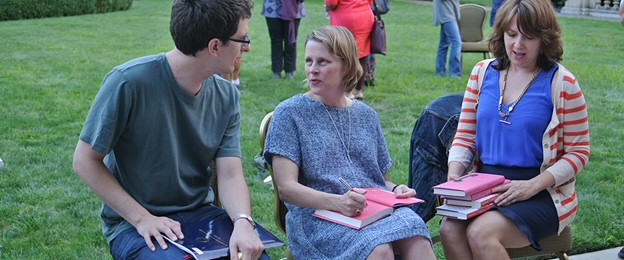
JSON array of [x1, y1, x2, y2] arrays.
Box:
[[448, 59, 590, 234]]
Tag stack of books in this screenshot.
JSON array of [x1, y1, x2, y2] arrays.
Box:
[[433, 173, 509, 220]]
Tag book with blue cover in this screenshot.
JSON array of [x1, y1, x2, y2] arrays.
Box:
[[164, 213, 284, 260]]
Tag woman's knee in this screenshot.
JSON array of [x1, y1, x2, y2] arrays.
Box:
[[465, 219, 506, 252], [440, 219, 466, 242], [466, 222, 491, 242], [395, 235, 431, 251], [368, 243, 394, 259]]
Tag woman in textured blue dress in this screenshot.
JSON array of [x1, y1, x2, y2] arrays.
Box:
[[263, 26, 435, 259]]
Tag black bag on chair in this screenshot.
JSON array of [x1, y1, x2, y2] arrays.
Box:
[[372, 0, 389, 15]]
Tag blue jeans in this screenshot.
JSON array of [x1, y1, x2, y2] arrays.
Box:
[[408, 94, 463, 222], [110, 227, 188, 260], [109, 205, 270, 260], [435, 21, 462, 77]]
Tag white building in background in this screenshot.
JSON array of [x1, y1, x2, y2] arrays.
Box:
[[561, 0, 621, 20]]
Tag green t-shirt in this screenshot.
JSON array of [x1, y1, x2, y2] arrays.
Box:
[[79, 53, 241, 243]]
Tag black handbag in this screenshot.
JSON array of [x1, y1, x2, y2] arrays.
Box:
[[372, 0, 389, 15], [370, 1, 387, 55]]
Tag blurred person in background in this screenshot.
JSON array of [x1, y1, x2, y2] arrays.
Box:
[[433, 0, 461, 78], [262, 0, 306, 80], [325, 0, 374, 99]]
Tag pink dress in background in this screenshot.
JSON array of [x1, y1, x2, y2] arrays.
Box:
[[325, 0, 375, 59]]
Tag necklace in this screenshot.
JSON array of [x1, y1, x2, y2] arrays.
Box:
[[322, 103, 352, 163], [498, 67, 541, 125]]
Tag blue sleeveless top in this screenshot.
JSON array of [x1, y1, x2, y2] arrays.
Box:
[[476, 62, 558, 167]]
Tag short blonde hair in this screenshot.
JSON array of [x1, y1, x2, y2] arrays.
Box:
[[489, 0, 562, 70], [304, 26, 363, 93]]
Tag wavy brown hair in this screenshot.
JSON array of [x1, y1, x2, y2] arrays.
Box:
[[489, 0, 562, 70], [304, 26, 363, 93]]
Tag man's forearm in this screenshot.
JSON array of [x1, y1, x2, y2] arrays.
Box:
[[73, 141, 152, 226], [218, 175, 252, 217], [215, 157, 253, 217]]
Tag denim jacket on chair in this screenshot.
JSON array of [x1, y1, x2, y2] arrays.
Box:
[[408, 93, 463, 222]]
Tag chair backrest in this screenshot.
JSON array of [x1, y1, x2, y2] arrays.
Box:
[[259, 112, 273, 151], [458, 4, 487, 43], [209, 161, 221, 208], [258, 112, 289, 234]]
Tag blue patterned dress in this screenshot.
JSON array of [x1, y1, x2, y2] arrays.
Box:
[[264, 94, 431, 259]]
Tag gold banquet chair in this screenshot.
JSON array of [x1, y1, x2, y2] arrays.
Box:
[[258, 111, 295, 260], [458, 4, 491, 68], [507, 225, 572, 260]]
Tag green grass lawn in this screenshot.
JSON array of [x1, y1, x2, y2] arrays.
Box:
[[0, 0, 622, 259]]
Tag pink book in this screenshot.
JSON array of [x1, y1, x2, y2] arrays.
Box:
[[433, 173, 506, 197], [445, 193, 501, 208], [435, 202, 496, 220], [440, 179, 511, 201], [313, 188, 424, 229]]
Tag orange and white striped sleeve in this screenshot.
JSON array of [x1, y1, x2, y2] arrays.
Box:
[[546, 67, 590, 187], [448, 61, 489, 169]]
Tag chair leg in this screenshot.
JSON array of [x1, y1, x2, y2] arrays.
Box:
[[460, 53, 464, 72], [287, 248, 296, 260], [554, 251, 569, 260], [431, 234, 441, 244]]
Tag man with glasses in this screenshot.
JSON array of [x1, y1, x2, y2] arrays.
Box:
[[72, 0, 266, 259]]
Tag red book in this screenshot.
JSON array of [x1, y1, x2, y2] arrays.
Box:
[[313, 188, 424, 229], [440, 179, 511, 201], [433, 173, 506, 197], [445, 193, 500, 208], [435, 203, 496, 220]]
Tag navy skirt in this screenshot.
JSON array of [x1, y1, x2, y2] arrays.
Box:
[[480, 164, 558, 251]]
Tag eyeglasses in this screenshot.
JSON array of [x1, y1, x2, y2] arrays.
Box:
[[227, 35, 251, 46]]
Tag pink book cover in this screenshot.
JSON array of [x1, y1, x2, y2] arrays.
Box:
[[436, 202, 496, 220], [313, 202, 393, 230], [441, 179, 511, 201], [433, 173, 506, 197], [445, 193, 501, 208], [313, 188, 424, 229], [363, 188, 424, 206]]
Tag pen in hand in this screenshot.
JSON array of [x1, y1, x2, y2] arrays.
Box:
[[338, 177, 367, 207], [338, 177, 353, 192]]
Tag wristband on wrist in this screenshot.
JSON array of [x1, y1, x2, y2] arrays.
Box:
[[391, 184, 400, 192]]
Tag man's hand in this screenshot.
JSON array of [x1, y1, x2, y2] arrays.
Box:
[[229, 220, 264, 260], [134, 215, 183, 251]]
